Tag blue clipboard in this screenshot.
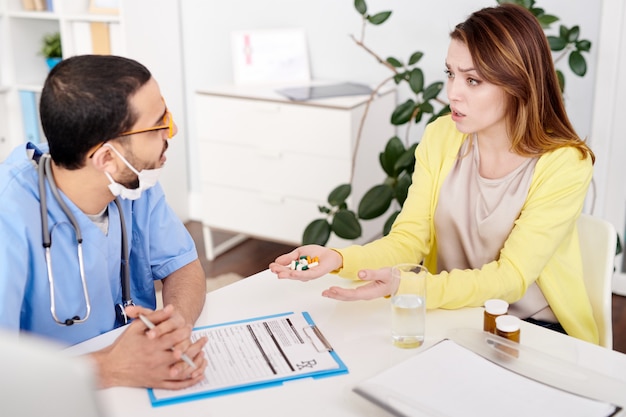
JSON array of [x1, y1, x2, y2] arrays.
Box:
[[148, 311, 348, 407]]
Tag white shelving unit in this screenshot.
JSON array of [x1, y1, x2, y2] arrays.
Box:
[[0, 0, 121, 161]]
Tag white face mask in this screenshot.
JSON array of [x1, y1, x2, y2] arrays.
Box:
[[103, 143, 162, 200]]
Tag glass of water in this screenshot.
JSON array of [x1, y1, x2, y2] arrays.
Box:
[[390, 263, 428, 348]]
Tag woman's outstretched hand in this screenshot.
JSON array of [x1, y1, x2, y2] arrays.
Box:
[[269, 245, 342, 281], [271, 247, 395, 301], [322, 268, 394, 301]]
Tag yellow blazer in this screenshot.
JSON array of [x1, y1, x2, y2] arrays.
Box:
[[336, 115, 598, 344]]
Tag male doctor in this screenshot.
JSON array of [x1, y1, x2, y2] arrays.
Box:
[[0, 55, 208, 389]]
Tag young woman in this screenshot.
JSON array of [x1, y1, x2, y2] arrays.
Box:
[[270, 3, 598, 344]]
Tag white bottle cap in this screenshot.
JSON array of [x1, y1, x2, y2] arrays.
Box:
[[496, 315, 521, 332], [484, 299, 509, 315]]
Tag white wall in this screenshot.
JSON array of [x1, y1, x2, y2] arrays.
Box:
[[179, 0, 601, 213], [589, 0, 626, 294], [124, 0, 189, 220]]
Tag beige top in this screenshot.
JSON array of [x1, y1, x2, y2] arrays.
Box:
[[435, 137, 557, 322]]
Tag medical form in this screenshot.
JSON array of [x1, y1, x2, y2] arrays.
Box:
[[148, 311, 348, 406]]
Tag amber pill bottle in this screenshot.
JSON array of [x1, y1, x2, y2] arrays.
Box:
[[495, 315, 521, 343], [483, 299, 509, 334]]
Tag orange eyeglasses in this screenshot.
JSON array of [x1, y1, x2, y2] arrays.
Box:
[[88, 102, 174, 158], [119, 106, 174, 139]]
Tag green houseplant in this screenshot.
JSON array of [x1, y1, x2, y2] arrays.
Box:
[[302, 0, 592, 246], [40, 31, 62, 70]]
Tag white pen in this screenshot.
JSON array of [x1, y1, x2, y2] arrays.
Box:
[[138, 314, 198, 370]]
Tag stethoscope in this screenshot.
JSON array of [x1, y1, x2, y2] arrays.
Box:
[[37, 153, 134, 326]]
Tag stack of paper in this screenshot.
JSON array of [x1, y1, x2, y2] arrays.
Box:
[[354, 339, 620, 417]]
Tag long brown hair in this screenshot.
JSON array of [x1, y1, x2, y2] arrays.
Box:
[[450, 3, 594, 163]]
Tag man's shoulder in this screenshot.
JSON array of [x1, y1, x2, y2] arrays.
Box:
[[0, 144, 39, 203]]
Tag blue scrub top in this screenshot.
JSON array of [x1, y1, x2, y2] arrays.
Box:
[[0, 143, 198, 346]]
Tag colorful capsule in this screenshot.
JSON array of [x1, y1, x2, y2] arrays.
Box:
[[289, 256, 319, 270]]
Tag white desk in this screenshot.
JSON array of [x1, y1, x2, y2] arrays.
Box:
[[71, 269, 626, 416]]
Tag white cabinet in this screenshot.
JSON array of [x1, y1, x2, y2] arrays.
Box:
[[195, 84, 396, 256]]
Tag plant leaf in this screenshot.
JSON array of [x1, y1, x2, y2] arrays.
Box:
[[537, 14, 558, 28], [576, 39, 591, 52], [394, 172, 412, 206], [328, 184, 352, 206], [422, 82, 443, 101], [428, 105, 451, 124], [383, 210, 401, 236], [332, 210, 362, 239], [556, 69, 565, 92], [390, 99, 416, 125], [386, 56, 403, 67], [302, 219, 331, 245], [368, 11, 391, 25], [354, 0, 367, 15], [420, 100, 434, 114], [393, 71, 407, 84], [393, 148, 416, 175], [408, 68, 424, 94], [567, 25, 580, 43], [41, 32, 62, 58], [559, 25, 568, 39], [358, 184, 393, 219], [547, 35, 567, 51], [408, 51, 423, 65], [568, 50, 587, 76], [405, 143, 418, 174], [499, 0, 532, 8], [379, 136, 405, 176]]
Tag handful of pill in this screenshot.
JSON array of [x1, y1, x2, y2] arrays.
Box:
[[289, 255, 319, 271]]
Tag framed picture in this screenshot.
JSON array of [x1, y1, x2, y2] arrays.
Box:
[[231, 28, 310, 85], [89, 0, 120, 14]]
